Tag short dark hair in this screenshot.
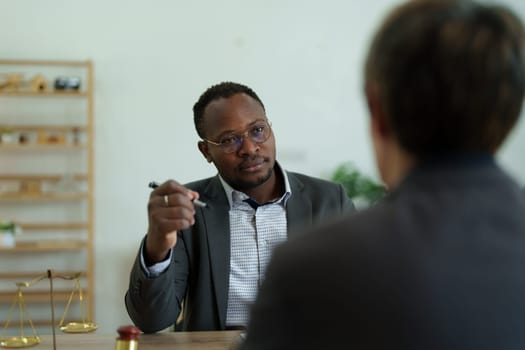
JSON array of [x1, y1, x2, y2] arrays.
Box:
[[193, 82, 265, 139], [365, 0, 525, 156]]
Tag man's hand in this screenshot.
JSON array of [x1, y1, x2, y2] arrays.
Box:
[[145, 180, 201, 264]]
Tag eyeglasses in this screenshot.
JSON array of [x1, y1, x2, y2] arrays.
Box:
[[203, 121, 272, 154]]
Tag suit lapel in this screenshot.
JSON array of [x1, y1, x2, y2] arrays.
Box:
[[286, 172, 313, 237], [200, 176, 230, 329]]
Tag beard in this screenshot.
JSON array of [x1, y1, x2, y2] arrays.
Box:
[[232, 165, 274, 192]]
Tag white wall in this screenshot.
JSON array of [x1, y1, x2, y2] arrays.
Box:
[[1, 0, 524, 334]]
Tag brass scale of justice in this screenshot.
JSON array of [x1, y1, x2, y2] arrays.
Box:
[[0, 269, 98, 348]]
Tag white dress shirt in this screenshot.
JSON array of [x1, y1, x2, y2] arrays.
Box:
[[141, 164, 292, 327]]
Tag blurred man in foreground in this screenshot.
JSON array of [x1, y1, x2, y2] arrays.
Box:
[[242, 0, 525, 348]]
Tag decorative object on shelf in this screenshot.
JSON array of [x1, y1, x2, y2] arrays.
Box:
[[0, 73, 48, 93], [19, 180, 41, 194], [18, 133, 29, 145], [36, 130, 47, 145], [71, 127, 80, 145], [0, 270, 98, 349], [0, 127, 15, 144], [29, 75, 47, 92], [54, 77, 80, 91], [0, 125, 85, 147], [114, 325, 141, 350], [46, 133, 66, 145], [0, 221, 21, 248], [330, 162, 386, 209], [36, 130, 66, 145], [0, 74, 23, 92]]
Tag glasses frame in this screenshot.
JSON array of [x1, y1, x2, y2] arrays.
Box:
[[202, 120, 272, 154]]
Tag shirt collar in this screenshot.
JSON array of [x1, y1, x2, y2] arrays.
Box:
[[218, 161, 292, 208]]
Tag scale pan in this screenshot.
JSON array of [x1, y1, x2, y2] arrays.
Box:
[[0, 336, 40, 348], [59, 322, 98, 333]]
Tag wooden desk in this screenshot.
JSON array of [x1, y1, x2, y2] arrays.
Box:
[[21, 331, 242, 350]]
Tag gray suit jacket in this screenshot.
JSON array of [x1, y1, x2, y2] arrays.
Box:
[[242, 156, 525, 350], [125, 171, 354, 333]]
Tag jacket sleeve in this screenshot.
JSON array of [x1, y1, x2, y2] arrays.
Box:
[[125, 233, 189, 333], [338, 183, 356, 213]]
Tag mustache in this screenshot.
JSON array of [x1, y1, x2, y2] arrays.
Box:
[[238, 156, 267, 168]]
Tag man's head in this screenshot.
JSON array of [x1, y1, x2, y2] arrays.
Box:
[[193, 82, 266, 139], [193, 82, 277, 194], [365, 0, 525, 184]]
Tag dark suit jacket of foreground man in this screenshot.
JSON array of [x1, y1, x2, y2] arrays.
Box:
[[242, 157, 525, 349], [125, 171, 352, 332]]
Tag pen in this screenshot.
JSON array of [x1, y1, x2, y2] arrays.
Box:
[[148, 181, 208, 208]]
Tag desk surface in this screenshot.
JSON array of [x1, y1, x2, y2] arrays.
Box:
[[19, 331, 242, 350]]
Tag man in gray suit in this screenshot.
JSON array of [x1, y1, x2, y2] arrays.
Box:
[[125, 82, 354, 333], [242, 0, 525, 349]]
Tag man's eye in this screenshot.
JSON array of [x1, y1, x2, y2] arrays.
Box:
[[251, 126, 265, 135], [220, 136, 238, 145]]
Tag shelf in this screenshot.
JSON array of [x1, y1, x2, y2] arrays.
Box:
[[0, 58, 95, 329], [18, 223, 88, 231], [0, 174, 87, 181], [0, 193, 88, 201], [0, 174, 87, 182], [0, 125, 87, 132], [0, 91, 87, 97], [0, 59, 90, 67], [0, 271, 87, 280], [0, 241, 87, 252], [0, 144, 85, 150], [0, 289, 88, 303]]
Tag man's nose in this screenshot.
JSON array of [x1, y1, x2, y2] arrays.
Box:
[[237, 133, 260, 155]]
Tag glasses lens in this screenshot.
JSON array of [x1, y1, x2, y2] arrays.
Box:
[[215, 121, 271, 153], [219, 136, 241, 153], [249, 123, 271, 143]]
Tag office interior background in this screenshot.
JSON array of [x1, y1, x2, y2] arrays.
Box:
[[1, 0, 525, 333]]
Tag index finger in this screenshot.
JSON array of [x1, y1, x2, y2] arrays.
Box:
[[148, 180, 196, 200]]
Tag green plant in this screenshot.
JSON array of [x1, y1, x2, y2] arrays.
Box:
[[0, 220, 20, 248], [330, 162, 386, 207], [0, 220, 21, 234]]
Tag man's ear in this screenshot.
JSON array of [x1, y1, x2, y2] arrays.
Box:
[[198, 141, 213, 163]]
